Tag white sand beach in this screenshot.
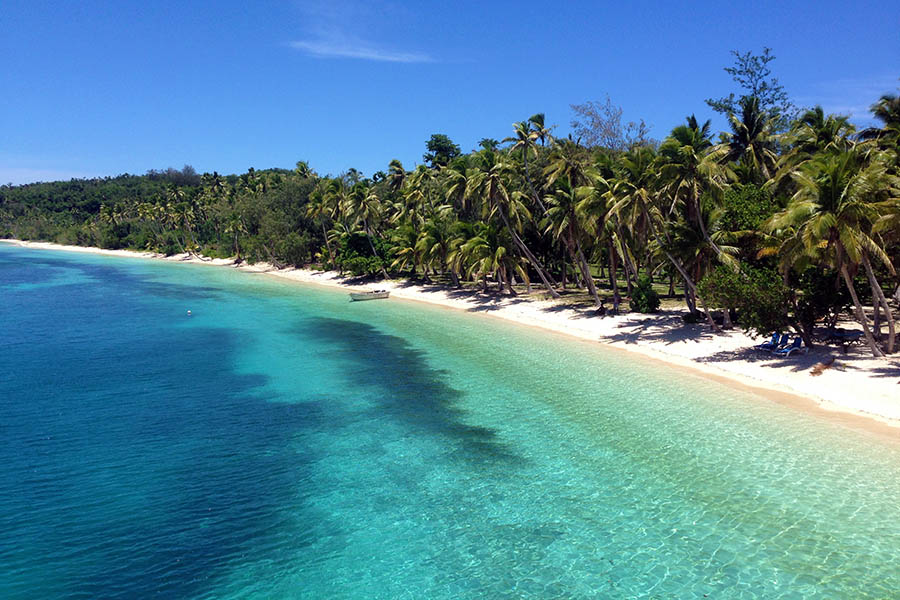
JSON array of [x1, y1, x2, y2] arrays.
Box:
[[6, 239, 899, 434]]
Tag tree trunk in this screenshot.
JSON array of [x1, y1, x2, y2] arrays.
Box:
[[449, 268, 460, 287], [322, 222, 336, 268], [522, 149, 548, 215], [495, 205, 560, 297], [363, 221, 389, 279], [646, 218, 718, 331], [693, 197, 725, 258], [608, 241, 619, 307], [683, 277, 697, 314], [570, 224, 601, 307], [616, 225, 636, 296], [722, 306, 733, 329], [789, 295, 815, 348], [840, 264, 884, 357], [862, 254, 895, 353], [872, 299, 882, 340]]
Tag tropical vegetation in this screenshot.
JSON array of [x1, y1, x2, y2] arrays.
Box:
[[2, 52, 898, 357]]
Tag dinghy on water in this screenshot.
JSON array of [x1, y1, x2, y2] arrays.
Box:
[[349, 289, 390, 301]]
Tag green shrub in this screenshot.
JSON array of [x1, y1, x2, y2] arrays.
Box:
[[631, 275, 660, 313]]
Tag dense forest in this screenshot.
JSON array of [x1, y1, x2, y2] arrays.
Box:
[[2, 51, 899, 357]]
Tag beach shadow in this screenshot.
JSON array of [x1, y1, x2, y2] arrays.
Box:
[[867, 362, 900, 379], [538, 302, 603, 320], [601, 314, 717, 346]]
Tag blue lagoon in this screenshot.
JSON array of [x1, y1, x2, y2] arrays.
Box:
[[1, 244, 899, 599]]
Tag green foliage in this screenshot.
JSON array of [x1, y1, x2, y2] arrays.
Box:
[[277, 232, 312, 267], [793, 267, 852, 332], [423, 134, 461, 168], [630, 275, 660, 312], [333, 233, 389, 276], [720, 184, 778, 233], [705, 47, 795, 131], [699, 266, 792, 336], [1, 80, 895, 356]]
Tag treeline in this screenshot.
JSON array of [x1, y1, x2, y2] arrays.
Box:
[[1, 51, 898, 357]]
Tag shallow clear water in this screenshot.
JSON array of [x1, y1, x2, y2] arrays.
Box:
[[1, 244, 899, 599]]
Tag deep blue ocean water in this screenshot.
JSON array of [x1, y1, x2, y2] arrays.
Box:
[[2, 244, 899, 599]]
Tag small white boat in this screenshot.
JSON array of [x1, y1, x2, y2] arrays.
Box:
[[349, 289, 390, 301]]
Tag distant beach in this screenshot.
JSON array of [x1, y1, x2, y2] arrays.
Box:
[[4, 238, 899, 435]]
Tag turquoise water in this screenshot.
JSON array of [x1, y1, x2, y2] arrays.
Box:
[[2, 244, 899, 599]]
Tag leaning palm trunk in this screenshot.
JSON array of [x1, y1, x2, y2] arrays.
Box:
[[363, 221, 389, 279], [615, 225, 637, 296], [862, 254, 895, 353], [495, 206, 560, 298], [569, 228, 601, 308], [840, 264, 884, 357], [607, 242, 620, 303], [322, 222, 336, 268], [646, 215, 718, 330], [522, 151, 548, 216]]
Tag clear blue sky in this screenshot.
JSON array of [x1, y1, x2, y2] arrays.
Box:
[[2, 0, 898, 184]]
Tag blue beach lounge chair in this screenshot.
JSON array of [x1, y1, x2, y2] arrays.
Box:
[[774, 337, 806, 357], [753, 332, 781, 351]]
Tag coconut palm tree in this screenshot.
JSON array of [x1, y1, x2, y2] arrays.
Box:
[[543, 176, 602, 306], [659, 117, 733, 258], [346, 183, 388, 278], [466, 150, 560, 297], [766, 147, 897, 356], [387, 159, 407, 194], [724, 96, 779, 184], [390, 223, 422, 276], [503, 119, 544, 211], [459, 223, 526, 293], [417, 206, 462, 285], [609, 144, 719, 325], [858, 90, 900, 144], [306, 180, 337, 267], [529, 113, 554, 147], [443, 156, 472, 217]]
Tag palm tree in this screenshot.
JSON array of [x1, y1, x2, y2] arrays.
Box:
[[503, 119, 544, 211], [766, 147, 896, 356], [306, 180, 337, 267], [609, 143, 719, 325], [791, 106, 855, 154], [543, 176, 602, 306], [443, 156, 472, 217], [346, 183, 388, 278], [660, 117, 732, 250], [294, 161, 313, 179], [466, 150, 560, 297], [858, 89, 900, 144], [418, 206, 462, 285], [529, 113, 554, 147], [459, 223, 526, 293], [724, 96, 778, 184], [224, 212, 247, 261], [387, 159, 406, 194], [390, 223, 422, 276]]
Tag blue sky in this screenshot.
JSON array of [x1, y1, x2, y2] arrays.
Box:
[[2, 0, 898, 184]]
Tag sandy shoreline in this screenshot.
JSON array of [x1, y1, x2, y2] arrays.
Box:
[[5, 239, 899, 436]]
